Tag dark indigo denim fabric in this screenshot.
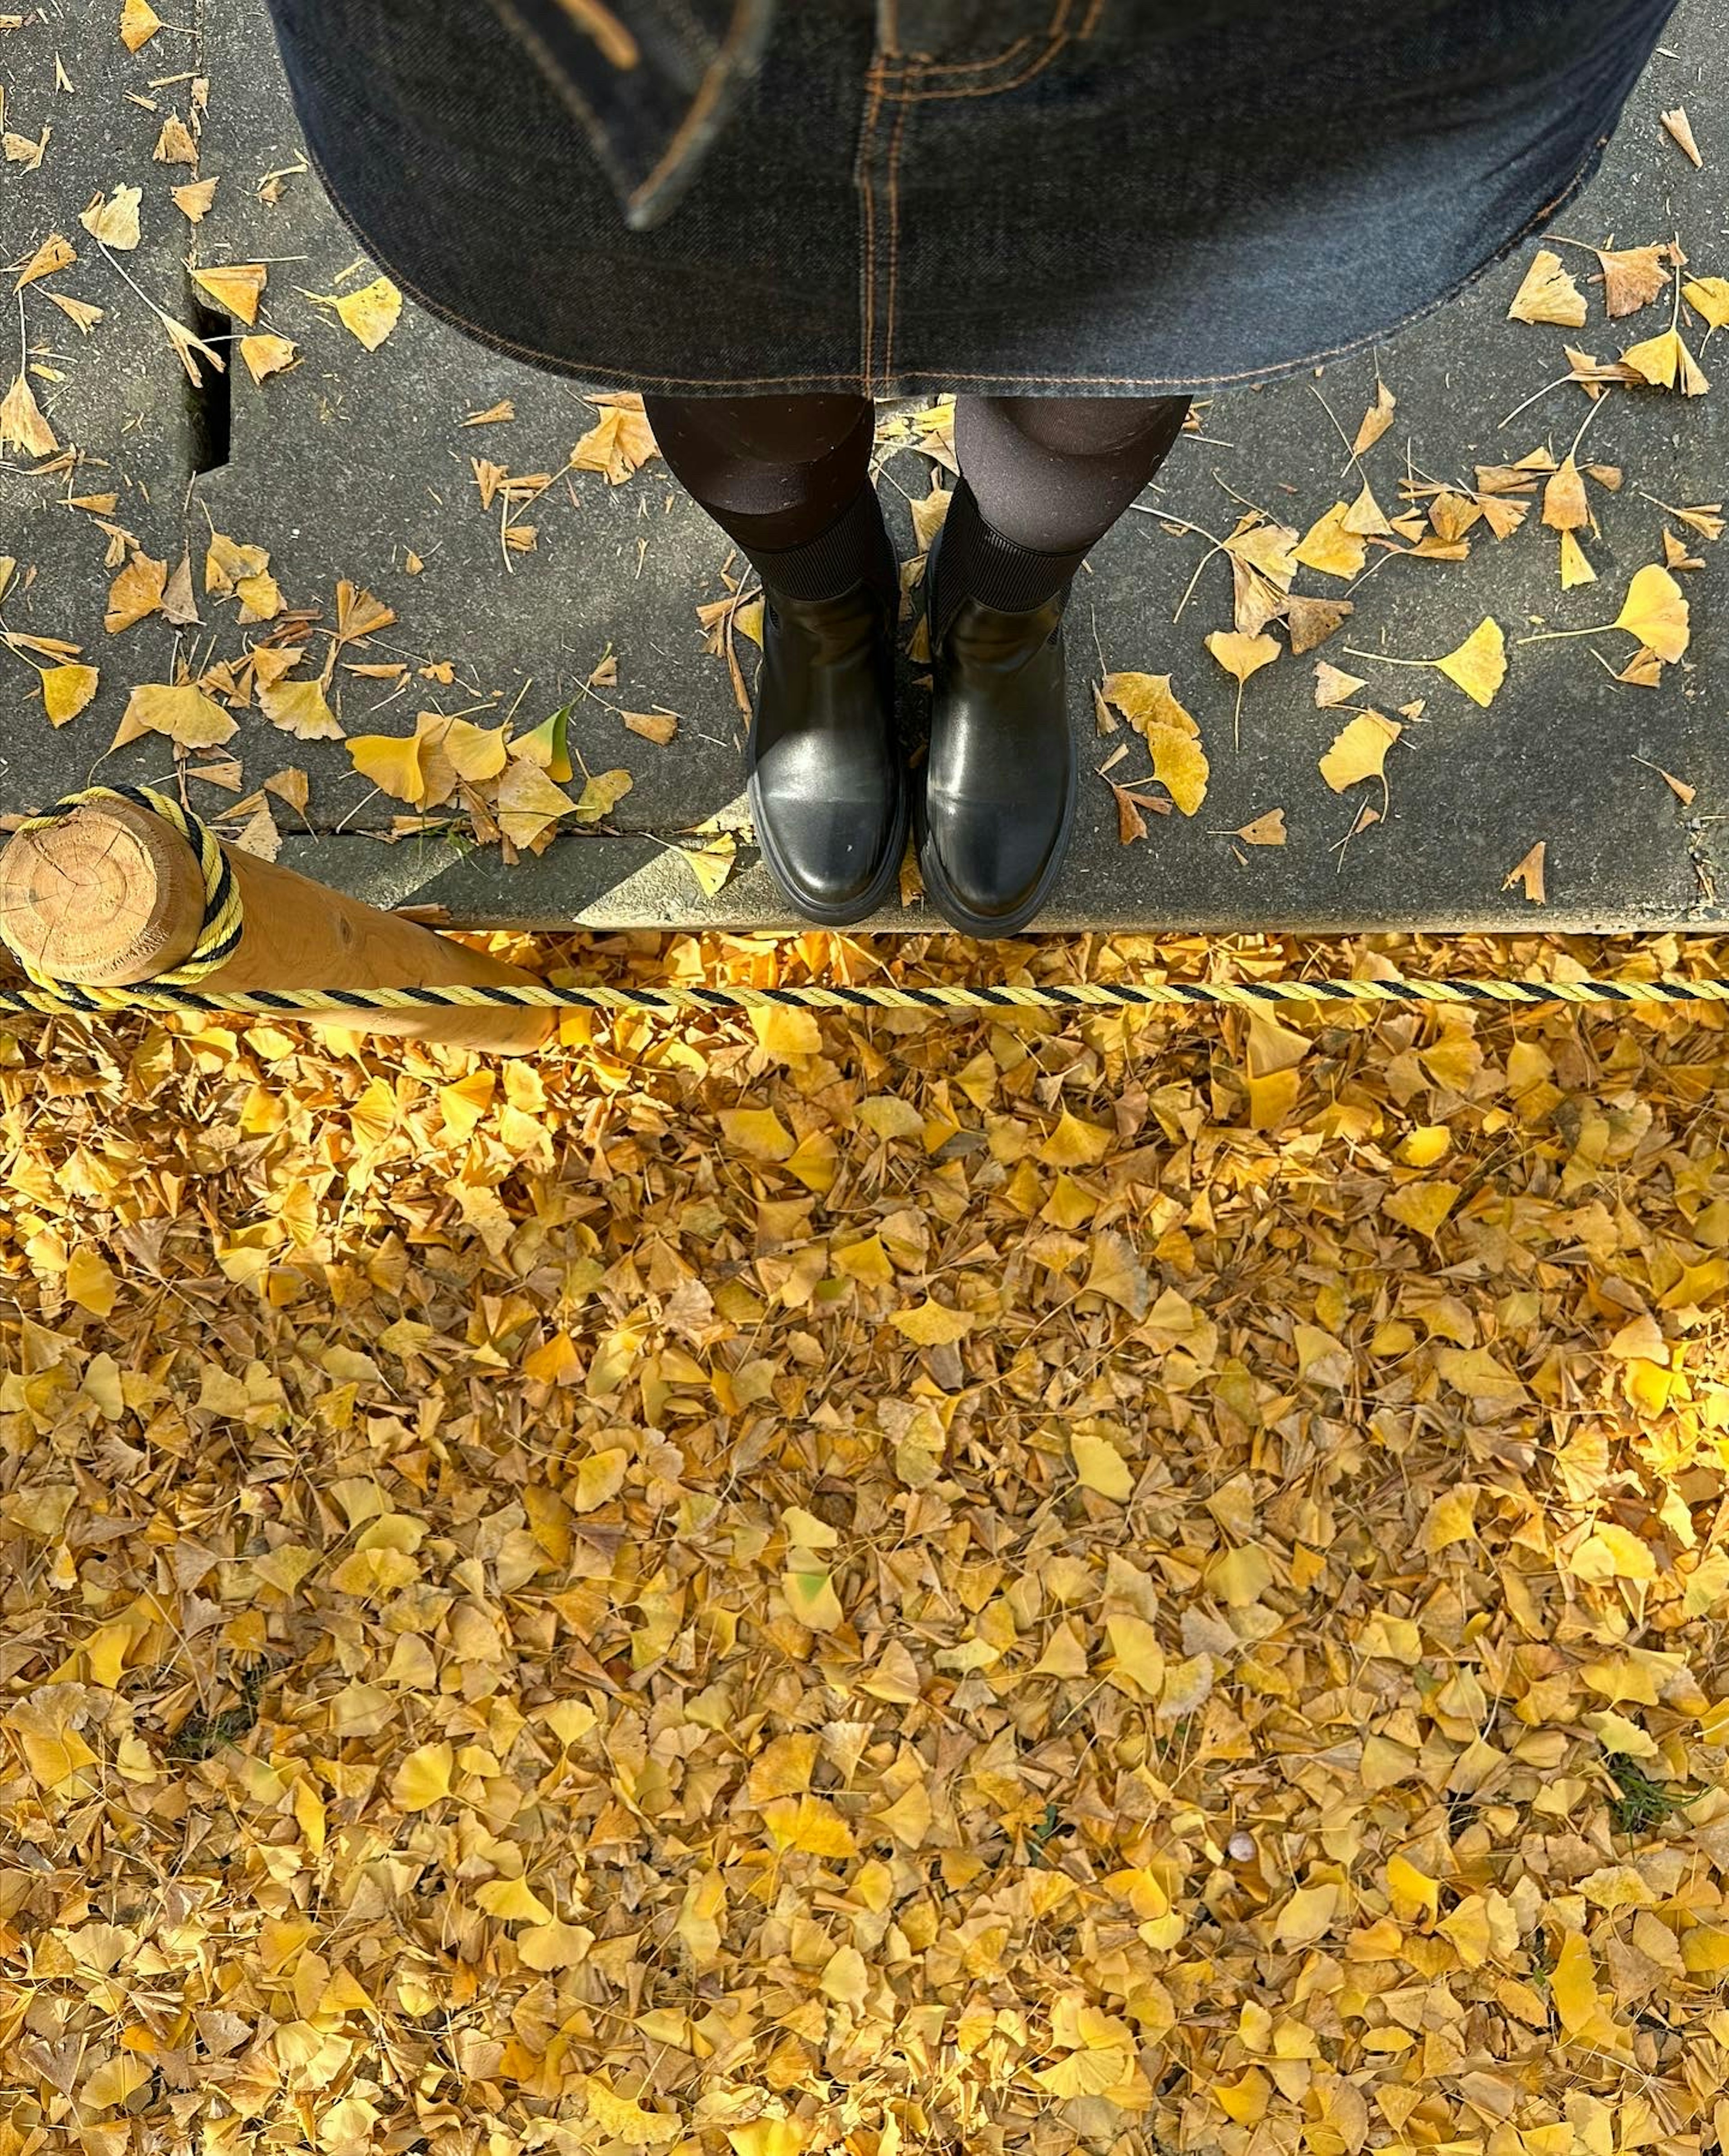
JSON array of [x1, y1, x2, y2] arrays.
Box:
[[263, 0, 1678, 397]]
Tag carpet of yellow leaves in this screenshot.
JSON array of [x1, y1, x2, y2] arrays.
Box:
[[4, 929, 1729, 2156]]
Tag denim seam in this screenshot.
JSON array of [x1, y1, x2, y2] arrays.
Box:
[[883, 77, 914, 386], [856, 53, 890, 396]]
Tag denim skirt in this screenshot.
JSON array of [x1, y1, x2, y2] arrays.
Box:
[[263, 0, 1676, 398]]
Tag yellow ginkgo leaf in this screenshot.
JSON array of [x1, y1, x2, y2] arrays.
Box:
[[240, 332, 299, 383], [1276, 1881, 1341, 1946], [680, 832, 737, 897], [891, 1299, 972, 1345], [259, 677, 344, 740], [1683, 276, 1729, 330], [67, 1246, 118, 1315], [1435, 617, 1507, 706], [1551, 1930, 1599, 2034], [717, 1107, 792, 1161], [1615, 563, 1690, 662], [495, 759, 577, 850], [1293, 502, 1368, 579], [1072, 1425, 1133, 1501], [122, 683, 236, 748], [1319, 711, 1402, 794], [782, 1563, 844, 1632], [191, 262, 267, 324], [42, 663, 99, 726], [120, 0, 163, 48], [574, 767, 634, 824], [391, 1741, 453, 1811], [1621, 326, 1710, 395], [1386, 1853, 1440, 1926], [14, 233, 76, 290], [350, 732, 435, 807], [1559, 530, 1596, 588], [79, 184, 143, 251], [1507, 249, 1587, 327], [519, 1919, 595, 1971], [2, 372, 59, 458], [1105, 1612, 1165, 1698], [330, 275, 403, 350], [1100, 672, 1209, 814], [475, 1875, 553, 1924]]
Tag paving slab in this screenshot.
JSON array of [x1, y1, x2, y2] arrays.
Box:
[[2, 0, 1724, 933]]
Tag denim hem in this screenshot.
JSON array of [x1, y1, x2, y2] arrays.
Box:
[[300, 114, 1613, 401]]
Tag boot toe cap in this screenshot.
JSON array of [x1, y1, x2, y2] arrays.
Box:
[[756, 789, 900, 920]]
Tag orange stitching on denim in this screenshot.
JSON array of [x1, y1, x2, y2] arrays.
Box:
[[882, 78, 914, 386], [904, 0, 1069, 77], [856, 55, 888, 396], [886, 5, 1074, 102]]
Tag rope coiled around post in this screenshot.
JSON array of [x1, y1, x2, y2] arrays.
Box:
[[10, 786, 243, 1014]]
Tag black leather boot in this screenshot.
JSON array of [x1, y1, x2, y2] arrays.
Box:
[[744, 485, 905, 927], [917, 479, 1082, 938]]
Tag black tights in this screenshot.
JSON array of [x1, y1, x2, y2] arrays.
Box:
[[643, 389, 1189, 570]]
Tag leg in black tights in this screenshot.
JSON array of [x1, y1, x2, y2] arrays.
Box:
[[642, 389, 1190, 608]]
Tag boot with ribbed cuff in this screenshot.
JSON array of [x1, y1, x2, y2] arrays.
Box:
[[917, 479, 1082, 938], [743, 484, 905, 928]]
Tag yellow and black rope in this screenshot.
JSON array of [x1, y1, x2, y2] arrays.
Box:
[[2, 787, 1725, 1024]]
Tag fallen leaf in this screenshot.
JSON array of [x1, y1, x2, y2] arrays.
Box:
[[45, 292, 104, 334], [1503, 840, 1547, 904], [1661, 105, 1702, 167], [496, 759, 579, 850], [328, 275, 402, 350], [1351, 376, 1396, 455], [1615, 563, 1689, 661], [1592, 248, 1674, 330], [1559, 529, 1596, 587], [572, 396, 659, 484], [105, 551, 167, 632], [574, 768, 634, 825], [1072, 1426, 1133, 1501], [79, 184, 143, 251], [350, 732, 439, 808], [1293, 502, 1367, 579], [1508, 249, 1587, 327], [192, 262, 267, 324], [1313, 660, 1367, 707], [1204, 630, 1280, 746], [1100, 672, 1209, 814], [622, 710, 678, 745], [1320, 711, 1402, 794], [153, 113, 197, 165], [680, 832, 737, 897], [119, 0, 162, 48], [1231, 808, 1287, 846], [259, 678, 344, 740], [122, 682, 237, 748], [172, 176, 218, 223], [1683, 276, 1729, 330], [1341, 480, 1395, 538], [1435, 617, 1507, 706], [0, 373, 57, 457], [1542, 458, 1590, 532], [1620, 326, 1709, 394], [14, 233, 75, 290], [42, 663, 99, 725], [1663, 526, 1704, 571], [1284, 596, 1351, 655], [239, 332, 298, 383]]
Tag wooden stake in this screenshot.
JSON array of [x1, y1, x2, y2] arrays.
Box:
[[0, 795, 554, 1054]]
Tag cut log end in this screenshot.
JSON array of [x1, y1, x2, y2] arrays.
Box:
[[0, 799, 204, 988]]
